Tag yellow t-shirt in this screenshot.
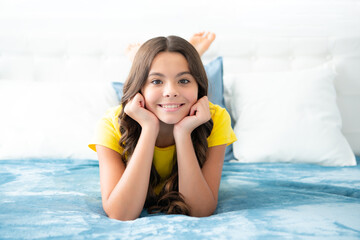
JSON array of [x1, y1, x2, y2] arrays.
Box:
[[88, 102, 237, 193]]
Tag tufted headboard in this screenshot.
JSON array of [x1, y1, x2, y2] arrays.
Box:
[[0, 0, 359, 154]]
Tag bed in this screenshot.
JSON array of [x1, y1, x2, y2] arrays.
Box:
[[1, 0, 360, 239], [1, 157, 360, 239]]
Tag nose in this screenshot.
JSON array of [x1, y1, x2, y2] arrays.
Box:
[[163, 82, 178, 98]]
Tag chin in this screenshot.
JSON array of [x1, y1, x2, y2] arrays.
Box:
[[158, 116, 184, 125], [160, 119, 181, 125]]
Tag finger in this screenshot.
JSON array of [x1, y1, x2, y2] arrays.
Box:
[[134, 93, 145, 108], [138, 99, 144, 108], [139, 97, 145, 108], [189, 104, 198, 116], [200, 95, 209, 102]]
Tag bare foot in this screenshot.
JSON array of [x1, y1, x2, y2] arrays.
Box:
[[189, 32, 216, 56], [125, 43, 142, 62]]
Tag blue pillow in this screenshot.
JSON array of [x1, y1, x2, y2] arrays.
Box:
[[205, 56, 226, 108], [204, 57, 235, 161], [112, 56, 235, 161], [112, 82, 124, 101]]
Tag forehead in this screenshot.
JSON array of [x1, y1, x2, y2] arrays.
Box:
[[149, 52, 189, 73]]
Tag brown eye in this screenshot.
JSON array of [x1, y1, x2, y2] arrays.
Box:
[[151, 79, 162, 85], [179, 79, 190, 84]]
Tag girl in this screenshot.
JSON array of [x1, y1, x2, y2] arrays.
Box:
[[89, 32, 237, 221]]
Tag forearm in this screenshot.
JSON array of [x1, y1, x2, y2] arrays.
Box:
[[175, 133, 217, 217], [104, 128, 157, 220]]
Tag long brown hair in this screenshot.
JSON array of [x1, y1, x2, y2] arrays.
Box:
[[118, 36, 213, 215]]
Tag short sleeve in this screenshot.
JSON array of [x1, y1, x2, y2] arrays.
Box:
[[207, 103, 237, 147], [88, 106, 123, 154]]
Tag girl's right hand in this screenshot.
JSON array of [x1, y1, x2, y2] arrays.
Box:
[[124, 93, 159, 131]]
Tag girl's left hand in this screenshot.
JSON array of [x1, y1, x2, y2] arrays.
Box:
[[174, 96, 211, 136]]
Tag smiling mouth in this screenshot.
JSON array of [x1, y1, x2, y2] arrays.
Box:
[[159, 104, 184, 109]]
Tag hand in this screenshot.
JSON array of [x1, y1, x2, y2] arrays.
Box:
[[174, 96, 211, 136], [124, 93, 159, 131]]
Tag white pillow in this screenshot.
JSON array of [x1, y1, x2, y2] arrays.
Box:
[[227, 64, 356, 166], [0, 81, 119, 160]]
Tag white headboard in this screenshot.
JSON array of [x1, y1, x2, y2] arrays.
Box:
[[1, 0, 359, 154]]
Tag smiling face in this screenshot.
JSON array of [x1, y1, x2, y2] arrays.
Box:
[[141, 51, 198, 125]]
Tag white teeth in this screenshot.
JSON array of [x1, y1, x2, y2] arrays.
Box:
[[161, 104, 180, 109]]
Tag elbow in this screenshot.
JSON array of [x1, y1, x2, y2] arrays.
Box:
[[103, 203, 139, 221], [190, 202, 217, 218], [190, 208, 215, 218], [189, 193, 218, 217], [107, 212, 137, 221]]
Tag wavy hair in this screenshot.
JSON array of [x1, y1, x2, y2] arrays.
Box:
[[118, 36, 213, 215]]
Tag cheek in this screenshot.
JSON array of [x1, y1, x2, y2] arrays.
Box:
[[190, 93, 198, 104], [142, 89, 157, 109], [188, 87, 199, 104]]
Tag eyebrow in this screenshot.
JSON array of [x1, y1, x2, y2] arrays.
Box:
[[148, 71, 192, 78]]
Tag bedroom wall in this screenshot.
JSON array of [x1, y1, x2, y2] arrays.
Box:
[[0, 0, 359, 154]]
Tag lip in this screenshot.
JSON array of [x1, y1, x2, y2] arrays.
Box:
[[158, 103, 184, 112]]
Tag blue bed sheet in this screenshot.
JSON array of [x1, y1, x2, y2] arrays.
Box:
[[1, 157, 360, 239]]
